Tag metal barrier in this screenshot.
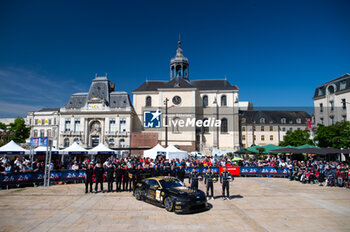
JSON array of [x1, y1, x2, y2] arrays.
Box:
[[0, 167, 291, 188]]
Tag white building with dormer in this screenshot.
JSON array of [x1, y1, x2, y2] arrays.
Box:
[[27, 76, 134, 150]]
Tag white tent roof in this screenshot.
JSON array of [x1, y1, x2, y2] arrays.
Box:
[[165, 145, 188, 161], [143, 144, 167, 160], [0, 140, 28, 155], [61, 142, 88, 155], [89, 143, 116, 155], [34, 146, 59, 154]]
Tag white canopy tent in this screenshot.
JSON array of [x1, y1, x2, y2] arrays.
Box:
[[61, 142, 88, 155], [34, 146, 59, 154], [165, 145, 188, 161], [0, 140, 28, 155], [89, 143, 116, 155], [143, 144, 167, 160]]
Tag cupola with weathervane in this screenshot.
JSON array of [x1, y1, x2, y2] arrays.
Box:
[[170, 39, 189, 80]]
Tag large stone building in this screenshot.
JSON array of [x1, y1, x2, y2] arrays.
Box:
[[240, 110, 311, 147], [313, 73, 349, 126], [27, 76, 134, 151], [27, 108, 60, 148], [132, 40, 241, 152]]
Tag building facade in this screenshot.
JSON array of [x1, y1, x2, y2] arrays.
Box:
[[27, 76, 134, 150], [313, 73, 350, 126], [27, 108, 60, 148], [132, 40, 240, 152], [240, 110, 311, 147]]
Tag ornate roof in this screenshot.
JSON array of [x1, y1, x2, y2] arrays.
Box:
[[313, 73, 350, 99], [240, 110, 311, 124], [65, 76, 131, 109], [133, 79, 238, 92]]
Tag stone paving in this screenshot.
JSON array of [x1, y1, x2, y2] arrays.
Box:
[[0, 178, 349, 232]]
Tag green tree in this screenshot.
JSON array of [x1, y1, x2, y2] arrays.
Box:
[[0, 122, 6, 130], [314, 121, 350, 149], [226, 152, 234, 159], [9, 117, 31, 143], [279, 129, 313, 147]]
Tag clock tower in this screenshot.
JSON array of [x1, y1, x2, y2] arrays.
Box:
[[170, 40, 189, 80]]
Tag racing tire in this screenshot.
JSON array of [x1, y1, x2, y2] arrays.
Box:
[[164, 197, 174, 212], [135, 188, 143, 201]]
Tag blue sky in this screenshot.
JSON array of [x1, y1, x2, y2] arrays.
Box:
[[0, 0, 349, 117]]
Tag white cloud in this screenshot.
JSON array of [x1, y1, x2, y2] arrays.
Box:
[[0, 101, 44, 118], [0, 67, 87, 117]]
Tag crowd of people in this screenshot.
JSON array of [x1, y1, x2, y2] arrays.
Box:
[[1, 154, 349, 190]]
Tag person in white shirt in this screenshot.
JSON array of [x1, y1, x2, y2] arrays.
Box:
[[71, 161, 79, 171]]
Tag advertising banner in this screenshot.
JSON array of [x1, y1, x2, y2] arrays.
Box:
[[219, 166, 240, 175]]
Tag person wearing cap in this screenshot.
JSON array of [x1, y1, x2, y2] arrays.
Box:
[[205, 167, 215, 200], [94, 162, 104, 193], [220, 166, 233, 200], [189, 168, 199, 190], [84, 163, 94, 193], [72, 161, 79, 171]]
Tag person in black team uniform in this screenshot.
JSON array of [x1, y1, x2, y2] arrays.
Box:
[[95, 162, 104, 193], [84, 163, 94, 193], [133, 164, 143, 191], [152, 165, 160, 177], [143, 164, 152, 179], [160, 165, 168, 176], [115, 164, 123, 192], [106, 163, 114, 192], [127, 164, 135, 192], [123, 166, 129, 191], [204, 167, 215, 200], [220, 166, 233, 200], [177, 165, 185, 182], [169, 165, 177, 177], [189, 168, 199, 190]]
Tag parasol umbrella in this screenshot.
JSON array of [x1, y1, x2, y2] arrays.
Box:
[[232, 157, 244, 161]]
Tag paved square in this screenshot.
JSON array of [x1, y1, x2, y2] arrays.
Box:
[[0, 178, 349, 232]]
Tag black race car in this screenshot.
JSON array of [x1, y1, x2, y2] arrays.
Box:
[[133, 176, 208, 213]]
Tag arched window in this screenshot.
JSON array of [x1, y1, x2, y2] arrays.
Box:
[[260, 118, 265, 124], [109, 139, 114, 147], [33, 129, 38, 138], [221, 95, 227, 106], [145, 96, 152, 107], [327, 85, 335, 95], [202, 95, 208, 107], [296, 118, 301, 124], [47, 129, 51, 137], [202, 118, 209, 133], [73, 138, 79, 144], [172, 117, 180, 133], [64, 138, 69, 148], [40, 129, 45, 137], [281, 118, 286, 124], [221, 118, 228, 133], [176, 65, 182, 77], [119, 139, 125, 148], [184, 67, 188, 78]]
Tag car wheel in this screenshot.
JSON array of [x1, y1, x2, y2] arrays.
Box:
[[135, 188, 143, 201], [164, 197, 174, 212]]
